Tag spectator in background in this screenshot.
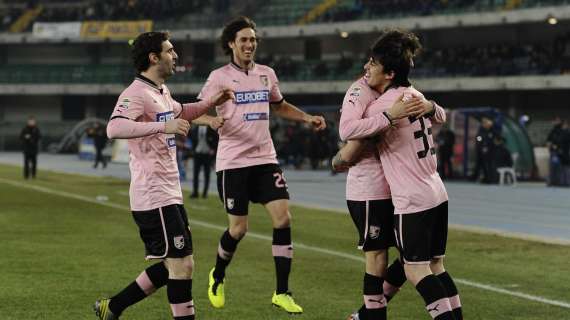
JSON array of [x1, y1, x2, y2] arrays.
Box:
[[471, 116, 497, 183], [189, 122, 220, 198], [87, 122, 108, 169], [546, 117, 566, 186], [176, 134, 189, 181], [20, 116, 41, 179], [561, 120, 570, 186], [491, 135, 514, 184], [436, 123, 455, 179]]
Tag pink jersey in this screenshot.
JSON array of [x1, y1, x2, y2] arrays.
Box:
[[372, 87, 448, 214], [198, 62, 282, 171], [339, 78, 391, 201], [108, 76, 211, 211]]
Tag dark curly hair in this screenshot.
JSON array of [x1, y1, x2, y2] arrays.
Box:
[[369, 29, 422, 87], [131, 31, 170, 72], [220, 16, 257, 56]]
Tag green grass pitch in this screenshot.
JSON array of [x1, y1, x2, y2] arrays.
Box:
[[0, 164, 569, 319]]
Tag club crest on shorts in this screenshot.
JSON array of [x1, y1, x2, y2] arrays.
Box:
[[226, 198, 234, 210], [260, 75, 269, 87], [174, 235, 185, 249], [368, 225, 381, 239]]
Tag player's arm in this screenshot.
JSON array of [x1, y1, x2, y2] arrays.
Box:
[[270, 100, 326, 131], [331, 140, 368, 172], [178, 89, 234, 122], [340, 94, 424, 141], [191, 114, 225, 130], [415, 99, 447, 123], [107, 94, 191, 139], [107, 117, 191, 138]]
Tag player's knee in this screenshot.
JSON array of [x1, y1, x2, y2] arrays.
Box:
[[430, 257, 445, 274], [229, 224, 248, 240], [273, 210, 291, 228], [404, 263, 431, 286], [165, 256, 194, 279]]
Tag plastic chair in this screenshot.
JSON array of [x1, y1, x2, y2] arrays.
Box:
[[497, 152, 518, 186]]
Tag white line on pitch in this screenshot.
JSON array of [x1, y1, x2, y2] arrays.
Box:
[[1, 177, 569, 310]]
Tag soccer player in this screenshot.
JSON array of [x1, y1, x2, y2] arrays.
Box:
[[199, 16, 326, 314], [93, 31, 234, 320], [334, 72, 441, 320], [339, 29, 463, 320]]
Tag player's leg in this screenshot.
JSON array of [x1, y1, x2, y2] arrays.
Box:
[[208, 168, 250, 308], [347, 199, 393, 320], [383, 257, 406, 302], [95, 205, 190, 319], [255, 164, 300, 313], [96, 261, 168, 319], [395, 212, 455, 320], [165, 255, 195, 320], [430, 202, 462, 319], [163, 204, 195, 320]]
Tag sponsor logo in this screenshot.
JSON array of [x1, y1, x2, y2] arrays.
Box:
[[156, 111, 174, 122], [368, 225, 380, 239], [259, 75, 269, 87], [427, 303, 439, 313], [174, 235, 185, 249], [235, 90, 269, 105], [226, 198, 234, 210], [166, 137, 176, 148], [243, 112, 269, 121]]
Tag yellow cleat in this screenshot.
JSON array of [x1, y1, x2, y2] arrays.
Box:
[[93, 298, 119, 320], [208, 267, 225, 308], [272, 292, 303, 314]]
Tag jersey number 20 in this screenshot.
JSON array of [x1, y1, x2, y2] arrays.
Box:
[[409, 117, 435, 159]]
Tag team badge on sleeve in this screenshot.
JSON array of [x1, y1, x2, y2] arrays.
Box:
[[260, 75, 269, 87], [118, 98, 130, 109], [350, 86, 361, 97]]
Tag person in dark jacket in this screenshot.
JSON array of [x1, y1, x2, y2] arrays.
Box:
[[189, 125, 218, 198], [436, 124, 455, 179], [491, 135, 513, 183], [20, 116, 41, 179], [546, 117, 566, 186], [87, 122, 108, 169], [471, 117, 497, 183]]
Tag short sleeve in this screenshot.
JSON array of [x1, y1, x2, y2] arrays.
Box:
[[268, 68, 283, 103], [110, 92, 145, 121], [197, 71, 219, 102]]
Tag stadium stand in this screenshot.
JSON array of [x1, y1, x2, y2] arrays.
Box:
[[2, 0, 570, 179]]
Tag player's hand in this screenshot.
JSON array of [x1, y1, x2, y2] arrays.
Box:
[[209, 88, 235, 107], [165, 119, 191, 135], [306, 115, 326, 131], [208, 116, 225, 130], [331, 152, 350, 173], [386, 94, 424, 120], [415, 99, 436, 118]]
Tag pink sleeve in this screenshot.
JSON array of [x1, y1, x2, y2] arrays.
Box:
[[339, 90, 390, 141], [110, 93, 145, 120], [269, 69, 283, 103], [179, 100, 213, 121], [430, 103, 446, 124], [107, 117, 164, 139], [197, 72, 218, 102]]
